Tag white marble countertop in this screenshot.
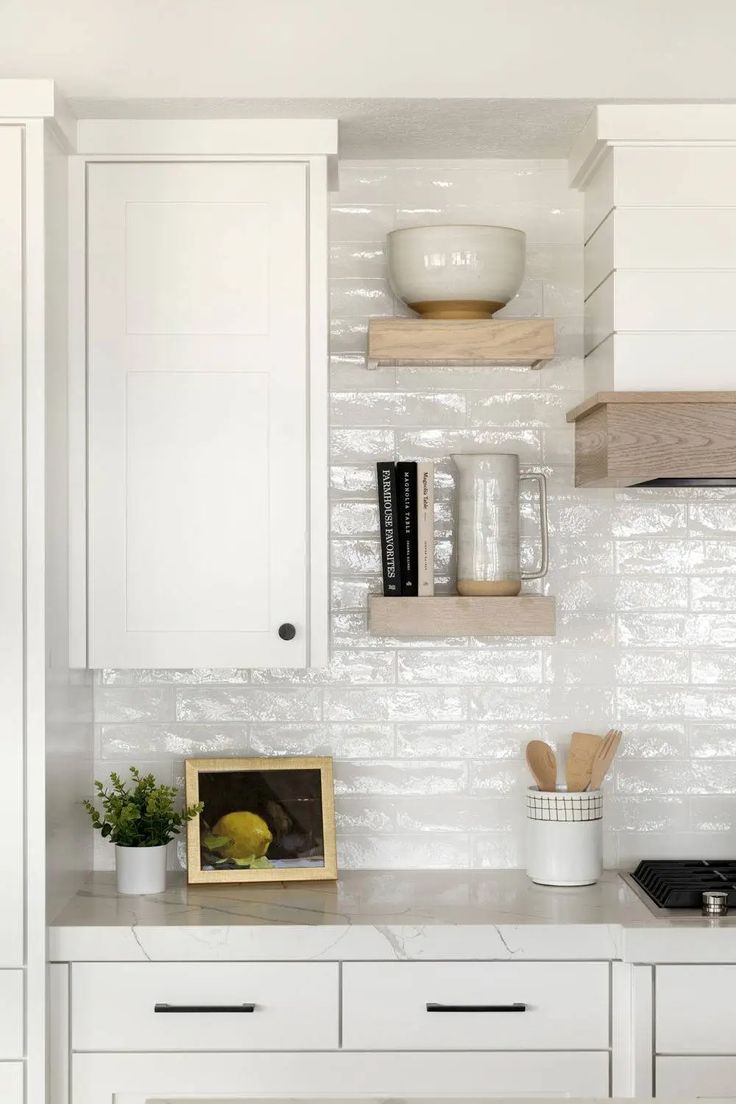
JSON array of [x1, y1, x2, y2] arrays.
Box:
[[48, 869, 736, 964]]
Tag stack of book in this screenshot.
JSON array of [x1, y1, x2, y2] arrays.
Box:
[[376, 461, 434, 597]]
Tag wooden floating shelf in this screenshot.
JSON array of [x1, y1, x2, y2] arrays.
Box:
[[566, 391, 736, 488], [366, 318, 555, 369], [368, 595, 556, 638]]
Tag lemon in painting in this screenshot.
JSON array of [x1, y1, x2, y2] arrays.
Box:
[[212, 811, 272, 859]]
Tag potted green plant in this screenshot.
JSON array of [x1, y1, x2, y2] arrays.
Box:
[[83, 767, 203, 895]]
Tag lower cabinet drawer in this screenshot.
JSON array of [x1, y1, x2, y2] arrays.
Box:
[[342, 961, 609, 1050], [71, 962, 339, 1051], [657, 1056, 736, 1097], [0, 972, 23, 1059], [657, 965, 736, 1054], [72, 1050, 610, 1103], [0, 1063, 23, 1104]]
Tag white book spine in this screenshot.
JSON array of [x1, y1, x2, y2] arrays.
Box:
[[417, 462, 434, 596]]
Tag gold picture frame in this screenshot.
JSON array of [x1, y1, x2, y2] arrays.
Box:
[[185, 756, 337, 884]]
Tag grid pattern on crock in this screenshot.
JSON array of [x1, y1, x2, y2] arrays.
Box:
[[527, 790, 603, 822]]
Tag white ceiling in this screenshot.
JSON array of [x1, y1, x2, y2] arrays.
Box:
[[4, 0, 736, 103], [67, 97, 598, 159]]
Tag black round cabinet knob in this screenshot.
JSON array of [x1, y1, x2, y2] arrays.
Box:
[[278, 623, 296, 641]]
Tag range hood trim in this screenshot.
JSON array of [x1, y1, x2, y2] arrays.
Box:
[[566, 391, 736, 488]]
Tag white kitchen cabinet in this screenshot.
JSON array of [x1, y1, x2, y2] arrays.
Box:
[[72, 962, 339, 1051], [0, 972, 24, 1059], [0, 1064, 23, 1104], [83, 157, 327, 669], [0, 126, 25, 971], [342, 961, 609, 1051], [657, 964, 736, 1054], [656, 1056, 736, 1097], [72, 1051, 610, 1103]]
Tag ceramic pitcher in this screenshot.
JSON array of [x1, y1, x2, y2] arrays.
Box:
[[452, 453, 549, 596]]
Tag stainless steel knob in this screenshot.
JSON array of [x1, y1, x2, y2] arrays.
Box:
[[702, 890, 729, 916], [278, 623, 296, 641]]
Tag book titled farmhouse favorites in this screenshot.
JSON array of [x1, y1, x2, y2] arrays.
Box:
[[377, 461, 433, 597], [376, 462, 400, 595]]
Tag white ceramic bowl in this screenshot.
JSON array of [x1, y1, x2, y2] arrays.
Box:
[[387, 224, 526, 320]]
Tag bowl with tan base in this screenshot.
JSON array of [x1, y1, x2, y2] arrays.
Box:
[[387, 224, 526, 320]]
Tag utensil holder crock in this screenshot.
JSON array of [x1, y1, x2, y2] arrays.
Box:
[[525, 786, 602, 887]]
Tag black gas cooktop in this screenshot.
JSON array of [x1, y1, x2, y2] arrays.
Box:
[[630, 859, 736, 909]]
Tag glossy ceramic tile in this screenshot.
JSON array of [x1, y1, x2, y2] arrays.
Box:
[[91, 159, 736, 872]]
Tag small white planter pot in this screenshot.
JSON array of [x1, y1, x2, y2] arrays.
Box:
[[115, 843, 168, 895]]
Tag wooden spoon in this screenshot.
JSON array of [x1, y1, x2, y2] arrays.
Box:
[[566, 731, 603, 792], [588, 729, 622, 791], [526, 740, 558, 792]]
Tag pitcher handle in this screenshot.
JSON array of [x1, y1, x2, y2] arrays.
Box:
[[520, 471, 549, 581]]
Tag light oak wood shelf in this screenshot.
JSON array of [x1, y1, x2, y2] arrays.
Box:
[[566, 390, 736, 487], [366, 318, 554, 369], [368, 595, 556, 638]]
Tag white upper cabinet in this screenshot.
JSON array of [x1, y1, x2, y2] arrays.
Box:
[[85, 159, 327, 668]]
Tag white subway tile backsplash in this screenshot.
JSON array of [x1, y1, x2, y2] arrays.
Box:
[[334, 760, 468, 796], [176, 688, 322, 723], [690, 577, 736, 610], [616, 577, 689, 611], [398, 649, 543, 686], [689, 724, 736, 758], [330, 428, 395, 463], [94, 687, 174, 723], [338, 834, 472, 869], [324, 687, 467, 723], [331, 390, 467, 427], [98, 722, 248, 758], [247, 723, 395, 759], [91, 159, 736, 871], [615, 650, 690, 685]]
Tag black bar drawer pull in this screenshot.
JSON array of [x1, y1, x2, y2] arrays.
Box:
[[426, 1002, 527, 1013], [154, 1003, 256, 1013]]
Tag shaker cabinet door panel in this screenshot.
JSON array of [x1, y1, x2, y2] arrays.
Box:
[[657, 965, 736, 1054], [87, 161, 309, 667], [656, 1057, 736, 1097], [0, 1063, 23, 1104]]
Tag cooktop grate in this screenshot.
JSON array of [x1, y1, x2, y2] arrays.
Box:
[[631, 859, 736, 909]]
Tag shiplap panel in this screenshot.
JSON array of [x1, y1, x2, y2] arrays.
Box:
[[592, 270, 736, 334], [613, 145, 736, 206], [586, 332, 736, 391]]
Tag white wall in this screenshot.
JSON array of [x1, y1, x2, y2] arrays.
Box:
[[91, 158, 736, 872], [2, 0, 736, 101]]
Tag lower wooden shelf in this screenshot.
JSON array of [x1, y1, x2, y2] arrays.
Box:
[[368, 595, 556, 638]]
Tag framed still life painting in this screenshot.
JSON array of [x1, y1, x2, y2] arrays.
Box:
[[185, 756, 337, 884]]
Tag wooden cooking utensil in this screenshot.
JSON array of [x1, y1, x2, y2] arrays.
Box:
[[566, 731, 603, 792], [588, 729, 622, 791], [526, 740, 558, 792]]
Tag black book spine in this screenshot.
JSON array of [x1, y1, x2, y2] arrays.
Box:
[[396, 461, 418, 596], [376, 462, 401, 596]]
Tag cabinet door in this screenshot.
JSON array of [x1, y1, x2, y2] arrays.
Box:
[[87, 161, 309, 668], [0, 1063, 23, 1104], [74, 1050, 610, 1103], [656, 1056, 736, 1097], [657, 964, 736, 1053], [0, 126, 25, 968]]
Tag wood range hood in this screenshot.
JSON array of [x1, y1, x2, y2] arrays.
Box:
[[566, 392, 736, 488]]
